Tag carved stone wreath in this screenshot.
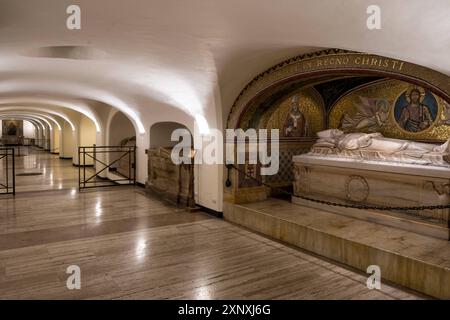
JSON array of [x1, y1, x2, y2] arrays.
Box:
[[345, 175, 369, 202]]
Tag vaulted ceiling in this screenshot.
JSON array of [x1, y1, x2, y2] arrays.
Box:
[[0, 0, 449, 132]]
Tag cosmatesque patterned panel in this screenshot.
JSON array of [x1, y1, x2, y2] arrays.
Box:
[[263, 146, 311, 186]]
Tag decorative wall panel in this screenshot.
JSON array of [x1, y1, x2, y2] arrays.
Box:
[[329, 79, 450, 141]]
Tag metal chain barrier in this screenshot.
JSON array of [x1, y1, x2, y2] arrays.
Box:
[[229, 164, 450, 211]]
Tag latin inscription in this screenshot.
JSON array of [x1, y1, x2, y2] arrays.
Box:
[[298, 55, 405, 72]]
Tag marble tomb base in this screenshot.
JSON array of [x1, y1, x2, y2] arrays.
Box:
[[292, 154, 450, 240], [223, 198, 450, 299]]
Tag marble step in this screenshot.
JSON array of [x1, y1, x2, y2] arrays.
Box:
[[292, 195, 449, 240], [223, 198, 450, 299]]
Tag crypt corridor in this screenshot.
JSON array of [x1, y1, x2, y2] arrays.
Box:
[[0, 0, 450, 301], [0, 144, 428, 299], [0, 185, 424, 299]]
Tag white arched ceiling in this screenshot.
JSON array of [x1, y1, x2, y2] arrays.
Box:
[[11, 112, 61, 130], [0, 97, 101, 132], [0, 116, 45, 133], [0, 108, 67, 130], [0, 0, 449, 133], [21, 118, 42, 134], [0, 115, 46, 132], [0, 106, 76, 131], [0, 112, 60, 130]]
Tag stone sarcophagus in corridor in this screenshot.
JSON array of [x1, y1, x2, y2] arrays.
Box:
[[146, 147, 195, 207], [293, 129, 450, 240]]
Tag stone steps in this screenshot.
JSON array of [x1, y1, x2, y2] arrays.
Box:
[[293, 195, 449, 240], [223, 198, 450, 299]]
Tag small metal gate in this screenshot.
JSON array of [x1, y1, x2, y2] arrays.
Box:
[[78, 145, 136, 190], [0, 148, 15, 195]]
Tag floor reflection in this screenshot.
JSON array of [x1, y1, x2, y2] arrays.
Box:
[[11, 147, 83, 192], [0, 147, 427, 300]]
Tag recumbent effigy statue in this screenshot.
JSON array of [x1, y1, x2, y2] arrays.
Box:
[[308, 129, 450, 167], [292, 129, 450, 239]]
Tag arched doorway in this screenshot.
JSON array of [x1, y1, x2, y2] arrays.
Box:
[[104, 111, 136, 183], [148, 121, 195, 207], [150, 121, 191, 148]]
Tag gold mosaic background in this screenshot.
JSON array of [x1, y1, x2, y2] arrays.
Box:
[[227, 51, 450, 129], [261, 87, 324, 137], [329, 79, 450, 141]]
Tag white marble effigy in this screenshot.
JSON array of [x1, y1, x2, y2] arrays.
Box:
[[292, 130, 450, 239], [308, 129, 450, 167]]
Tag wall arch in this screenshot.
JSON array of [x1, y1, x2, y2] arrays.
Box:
[[149, 121, 191, 148], [148, 121, 196, 207], [0, 97, 101, 131], [107, 111, 136, 146], [103, 110, 137, 181], [0, 112, 56, 137], [0, 105, 76, 131], [0, 116, 39, 139], [224, 49, 450, 205], [227, 49, 450, 129], [0, 115, 47, 147], [0, 82, 144, 133]]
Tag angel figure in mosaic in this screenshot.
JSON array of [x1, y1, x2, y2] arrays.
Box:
[[339, 97, 390, 132]]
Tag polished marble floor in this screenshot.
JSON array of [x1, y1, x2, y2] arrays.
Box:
[[4, 147, 80, 192], [0, 151, 426, 299]]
